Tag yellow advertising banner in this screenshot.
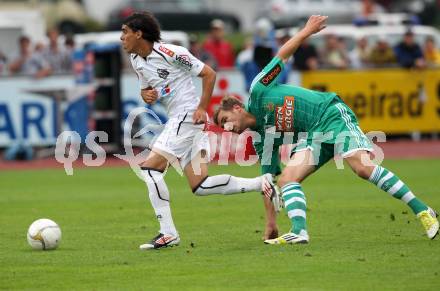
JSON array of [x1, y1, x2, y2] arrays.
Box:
[[302, 69, 440, 134]]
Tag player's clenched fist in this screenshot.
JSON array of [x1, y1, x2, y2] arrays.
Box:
[[193, 107, 207, 125], [141, 86, 158, 104]]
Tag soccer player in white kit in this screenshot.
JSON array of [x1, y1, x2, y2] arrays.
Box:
[[120, 12, 280, 250]]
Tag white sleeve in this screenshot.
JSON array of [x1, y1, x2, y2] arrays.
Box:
[[130, 54, 149, 90], [170, 45, 204, 76], [138, 72, 149, 90]]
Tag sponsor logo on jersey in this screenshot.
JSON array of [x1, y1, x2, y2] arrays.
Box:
[[160, 84, 171, 96], [159, 84, 175, 98], [266, 102, 274, 111], [260, 64, 281, 86], [159, 45, 175, 57], [275, 96, 295, 131], [157, 68, 170, 79], [175, 54, 193, 69]]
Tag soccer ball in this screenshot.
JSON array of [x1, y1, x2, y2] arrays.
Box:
[[27, 218, 62, 250]]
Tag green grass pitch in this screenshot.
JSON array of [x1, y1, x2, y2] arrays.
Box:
[[1, 159, 440, 290]]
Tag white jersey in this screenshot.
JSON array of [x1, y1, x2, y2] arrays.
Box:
[[130, 42, 204, 118]]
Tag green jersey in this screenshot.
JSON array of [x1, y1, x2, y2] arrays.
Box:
[[247, 57, 339, 175]]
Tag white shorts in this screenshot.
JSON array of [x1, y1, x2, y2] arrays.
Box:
[[152, 110, 210, 168]]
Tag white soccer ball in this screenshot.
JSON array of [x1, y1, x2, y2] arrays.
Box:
[[27, 218, 62, 250]]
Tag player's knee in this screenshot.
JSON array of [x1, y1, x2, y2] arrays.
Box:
[[141, 152, 169, 172], [192, 186, 203, 196], [278, 172, 303, 188], [192, 176, 209, 196], [142, 168, 165, 186], [352, 165, 373, 180]]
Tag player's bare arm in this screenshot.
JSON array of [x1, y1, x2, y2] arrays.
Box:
[[277, 15, 328, 63], [193, 64, 216, 124]]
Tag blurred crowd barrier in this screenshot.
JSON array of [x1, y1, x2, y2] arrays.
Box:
[[0, 67, 439, 150]]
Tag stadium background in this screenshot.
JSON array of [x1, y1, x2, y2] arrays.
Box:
[[1, 0, 440, 290]]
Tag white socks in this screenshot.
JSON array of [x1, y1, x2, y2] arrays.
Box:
[[142, 168, 178, 237], [193, 175, 262, 196], [142, 169, 264, 236]]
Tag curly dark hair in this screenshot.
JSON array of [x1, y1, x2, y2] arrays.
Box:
[[123, 11, 161, 43]]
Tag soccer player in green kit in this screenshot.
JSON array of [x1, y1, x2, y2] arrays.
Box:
[[214, 15, 439, 244]]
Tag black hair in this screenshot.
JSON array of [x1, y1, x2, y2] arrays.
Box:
[[123, 11, 161, 43]]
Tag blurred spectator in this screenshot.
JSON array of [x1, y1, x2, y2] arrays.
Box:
[[65, 36, 77, 69], [423, 36, 440, 67], [237, 19, 291, 91], [293, 39, 319, 71], [353, 0, 385, 25], [253, 18, 276, 71], [360, 0, 384, 17], [237, 19, 277, 91], [8, 36, 51, 78], [275, 29, 291, 83], [349, 37, 370, 69], [33, 41, 49, 73], [65, 36, 75, 53], [34, 42, 46, 54], [189, 34, 217, 71], [171, 40, 183, 46], [394, 30, 426, 69], [320, 35, 350, 69], [253, 18, 277, 53], [375, 0, 392, 10], [202, 19, 235, 69], [236, 38, 259, 91], [43, 28, 73, 74], [368, 37, 396, 67], [0, 50, 7, 76]]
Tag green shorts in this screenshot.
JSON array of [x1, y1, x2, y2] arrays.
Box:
[[293, 101, 373, 169]]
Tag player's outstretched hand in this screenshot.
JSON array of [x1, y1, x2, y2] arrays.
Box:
[[141, 86, 158, 104], [193, 107, 207, 125], [303, 15, 328, 36]]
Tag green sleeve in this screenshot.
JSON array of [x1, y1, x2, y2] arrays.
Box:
[[249, 57, 284, 96]]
